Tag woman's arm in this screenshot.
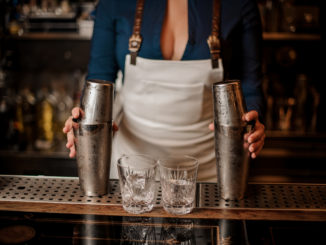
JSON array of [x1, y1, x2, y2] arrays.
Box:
[[239, 0, 264, 121], [63, 0, 119, 158], [239, 0, 265, 158], [87, 0, 119, 82]]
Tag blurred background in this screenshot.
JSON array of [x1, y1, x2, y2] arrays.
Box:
[[0, 0, 324, 182]]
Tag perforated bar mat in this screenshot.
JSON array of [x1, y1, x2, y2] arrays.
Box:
[[198, 182, 326, 210], [0, 175, 162, 206], [1, 175, 326, 211]]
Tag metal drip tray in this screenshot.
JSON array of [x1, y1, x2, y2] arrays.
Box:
[[0, 175, 162, 206], [198, 183, 326, 210], [0, 175, 326, 211]]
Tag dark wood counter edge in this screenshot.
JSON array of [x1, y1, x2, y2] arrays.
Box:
[[0, 201, 325, 222]]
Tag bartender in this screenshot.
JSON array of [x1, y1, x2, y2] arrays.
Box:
[[63, 0, 265, 182]]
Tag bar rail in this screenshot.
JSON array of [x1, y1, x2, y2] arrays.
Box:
[[0, 175, 325, 221]]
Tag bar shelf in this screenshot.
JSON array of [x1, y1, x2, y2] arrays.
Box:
[[7, 32, 91, 41], [263, 32, 321, 41]]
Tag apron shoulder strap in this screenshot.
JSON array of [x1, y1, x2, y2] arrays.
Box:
[[207, 0, 221, 69], [129, 0, 145, 65], [129, 0, 222, 68]]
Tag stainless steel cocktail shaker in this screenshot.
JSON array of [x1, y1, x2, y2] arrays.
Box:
[[74, 79, 114, 196], [213, 80, 251, 200]]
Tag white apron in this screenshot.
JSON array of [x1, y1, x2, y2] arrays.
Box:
[[110, 54, 223, 182]]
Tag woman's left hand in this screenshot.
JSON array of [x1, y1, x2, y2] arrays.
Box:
[[209, 110, 265, 159]]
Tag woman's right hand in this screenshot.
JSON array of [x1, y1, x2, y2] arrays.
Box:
[[62, 107, 119, 158], [63, 107, 83, 158]]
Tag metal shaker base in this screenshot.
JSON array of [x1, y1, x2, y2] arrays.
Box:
[[0, 175, 326, 212]]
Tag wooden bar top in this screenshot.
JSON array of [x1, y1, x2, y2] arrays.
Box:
[[0, 201, 326, 222]]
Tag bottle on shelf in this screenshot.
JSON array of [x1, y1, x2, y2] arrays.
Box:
[[72, 70, 86, 107], [263, 0, 282, 32], [34, 86, 56, 151], [308, 86, 320, 132], [278, 97, 295, 131], [293, 74, 308, 132], [279, 0, 297, 33], [14, 86, 36, 151], [292, 74, 321, 133], [51, 82, 73, 152], [0, 68, 16, 150]]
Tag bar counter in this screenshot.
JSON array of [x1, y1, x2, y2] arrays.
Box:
[[0, 175, 326, 244], [1, 175, 326, 222]]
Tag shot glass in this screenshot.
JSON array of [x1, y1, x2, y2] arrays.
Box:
[[117, 154, 157, 214], [158, 156, 199, 215]]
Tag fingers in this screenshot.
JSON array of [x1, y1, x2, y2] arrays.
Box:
[[243, 110, 258, 122], [249, 136, 265, 159], [63, 116, 79, 133], [244, 132, 250, 142], [62, 106, 81, 133], [247, 121, 265, 158], [69, 144, 76, 158], [243, 137, 264, 159], [113, 122, 119, 132], [63, 116, 73, 133], [112, 122, 119, 136], [62, 107, 82, 158], [208, 123, 214, 131], [71, 107, 81, 119], [66, 129, 76, 158], [242, 111, 265, 158], [66, 129, 74, 148], [247, 122, 265, 144], [242, 111, 259, 142]]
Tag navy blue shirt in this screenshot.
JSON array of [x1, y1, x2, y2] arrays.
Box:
[[87, 0, 264, 118]]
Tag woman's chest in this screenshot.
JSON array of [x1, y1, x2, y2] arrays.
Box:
[[112, 0, 241, 63]]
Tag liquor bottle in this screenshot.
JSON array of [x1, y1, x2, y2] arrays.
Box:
[[265, 0, 282, 32], [293, 74, 308, 132], [0, 68, 16, 149], [34, 86, 56, 151], [308, 85, 320, 132], [51, 83, 73, 151], [15, 87, 36, 151], [278, 97, 295, 131]]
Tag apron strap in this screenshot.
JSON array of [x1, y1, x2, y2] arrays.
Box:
[[129, 0, 145, 65], [129, 0, 221, 68], [207, 0, 221, 69]]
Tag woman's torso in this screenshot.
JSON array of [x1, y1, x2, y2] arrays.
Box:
[[87, 0, 263, 118], [88, 0, 256, 78]]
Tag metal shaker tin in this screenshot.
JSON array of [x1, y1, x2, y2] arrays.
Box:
[[74, 123, 112, 196], [213, 80, 247, 127], [212, 80, 251, 200], [74, 79, 114, 196], [80, 79, 114, 124]]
